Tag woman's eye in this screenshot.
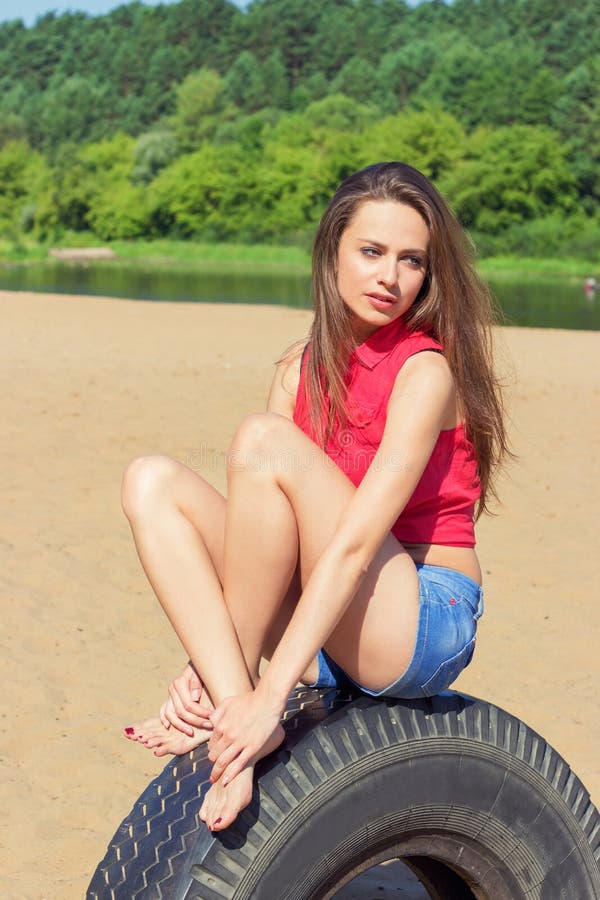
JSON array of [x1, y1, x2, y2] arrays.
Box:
[[405, 256, 423, 268], [361, 247, 380, 257]]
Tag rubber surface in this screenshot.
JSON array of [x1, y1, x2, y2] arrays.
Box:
[[87, 688, 600, 899]]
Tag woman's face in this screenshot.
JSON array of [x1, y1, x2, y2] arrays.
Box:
[[336, 199, 429, 343]]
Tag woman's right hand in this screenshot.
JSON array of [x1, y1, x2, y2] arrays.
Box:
[[160, 662, 213, 737]]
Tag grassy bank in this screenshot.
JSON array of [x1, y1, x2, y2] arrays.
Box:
[[478, 256, 598, 283], [0, 237, 311, 271], [1, 237, 597, 282]]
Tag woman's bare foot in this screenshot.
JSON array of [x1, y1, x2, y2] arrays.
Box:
[[124, 718, 213, 757], [199, 722, 285, 830], [199, 765, 255, 830]]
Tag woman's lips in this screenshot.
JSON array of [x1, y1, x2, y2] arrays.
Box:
[[366, 292, 397, 309]]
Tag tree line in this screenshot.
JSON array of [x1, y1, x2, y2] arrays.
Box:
[[1, 0, 598, 257]]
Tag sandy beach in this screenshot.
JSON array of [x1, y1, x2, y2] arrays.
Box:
[[1, 289, 599, 899]]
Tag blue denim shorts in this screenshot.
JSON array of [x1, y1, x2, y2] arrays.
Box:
[[311, 564, 484, 700]]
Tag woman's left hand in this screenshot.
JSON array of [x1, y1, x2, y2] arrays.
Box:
[[207, 689, 283, 785]]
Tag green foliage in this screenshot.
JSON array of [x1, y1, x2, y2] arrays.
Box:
[[441, 126, 578, 232], [415, 37, 561, 128], [0, 141, 49, 233], [224, 51, 266, 113], [147, 143, 252, 239], [0, 0, 598, 255], [552, 60, 600, 205], [355, 108, 466, 180], [39, 75, 111, 152], [275, 95, 380, 144], [330, 58, 378, 105], [133, 131, 179, 184], [262, 50, 290, 109], [172, 68, 231, 150], [214, 108, 282, 152], [87, 182, 149, 239], [374, 41, 437, 113], [472, 213, 600, 262], [0, 113, 27, 148], [33, 133, 137, 239]]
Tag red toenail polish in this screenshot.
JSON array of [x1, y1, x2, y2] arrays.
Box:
[[125, 727, 134, 734]]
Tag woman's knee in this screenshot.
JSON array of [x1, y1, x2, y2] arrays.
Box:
[[121, 454, 180, 521], [227, 412, 292, 473]]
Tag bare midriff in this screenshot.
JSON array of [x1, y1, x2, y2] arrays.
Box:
[[403, 542, 482, 586]]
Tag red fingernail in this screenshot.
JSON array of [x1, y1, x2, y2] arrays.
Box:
[[124, 727, 134, 734], [214, 817, 222, 826]]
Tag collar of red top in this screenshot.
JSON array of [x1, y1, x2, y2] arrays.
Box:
[[352, 315, 409, 370]]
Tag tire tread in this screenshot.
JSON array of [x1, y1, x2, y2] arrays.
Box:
[[87, 690, 600, 899]]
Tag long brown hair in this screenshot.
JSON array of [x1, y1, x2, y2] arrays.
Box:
[[306, 161, 509, 516]]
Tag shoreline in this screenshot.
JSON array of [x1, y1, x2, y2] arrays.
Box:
[[1, 239, 597, 281], [1, 290, 598, 898]]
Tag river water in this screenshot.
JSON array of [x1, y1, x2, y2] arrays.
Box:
[[1, 261, 598, 330]]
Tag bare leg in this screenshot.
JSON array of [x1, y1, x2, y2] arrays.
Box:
[[121, 456, 295, 768], [121, 454, 291, 826], [122, 455, 256, 770], [218, 414, 419, 690], [122, 454, 253, 703], [199, 413, 419, 830]]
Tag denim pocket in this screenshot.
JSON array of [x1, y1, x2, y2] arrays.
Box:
[[420, 637, 476, 696]]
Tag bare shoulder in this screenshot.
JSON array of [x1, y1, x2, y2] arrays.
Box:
[[267, 339, 308, 418], [279, 339, 308, 390], [389, 350, 458, 428], [396, 349, 454, 392]]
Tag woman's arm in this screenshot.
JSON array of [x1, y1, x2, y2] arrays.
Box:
[[209, 351, 456, 781], [259, 351, 456, 705], [266, 343, 305, 419]]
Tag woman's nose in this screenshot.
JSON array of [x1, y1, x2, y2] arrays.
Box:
[[377, 258, 398, 287]]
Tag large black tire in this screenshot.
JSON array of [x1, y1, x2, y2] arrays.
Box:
[[88, 688, 600, 899]]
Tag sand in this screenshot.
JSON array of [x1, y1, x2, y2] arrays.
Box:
[[1, 289, 598, 899]]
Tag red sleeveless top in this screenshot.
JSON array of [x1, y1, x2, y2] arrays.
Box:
[[293, 316, 480, 547]]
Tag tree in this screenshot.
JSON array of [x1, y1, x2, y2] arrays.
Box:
[[143, 46, 183, 123], [148, 143, 255, 239], [355, 108, 466, 180], [440, 125, 578, 233], [171, 68, 230, 150], [261, 49, 290, 109], [552, 60, 600, 205], [293, 94, 379, 135], [0, 113, 27, 148], [330, 57, 378, 105], [375, 41, 437, 113], [0, 141, 48, 234], [34, 133, 137, 238], [132, 130, 179, 184], [40, 75, 111, 151], [224, 51, 266, 113], [86, 182, 149, 239]]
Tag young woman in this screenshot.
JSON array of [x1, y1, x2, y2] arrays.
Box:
[[122, 162, 508, 832]]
